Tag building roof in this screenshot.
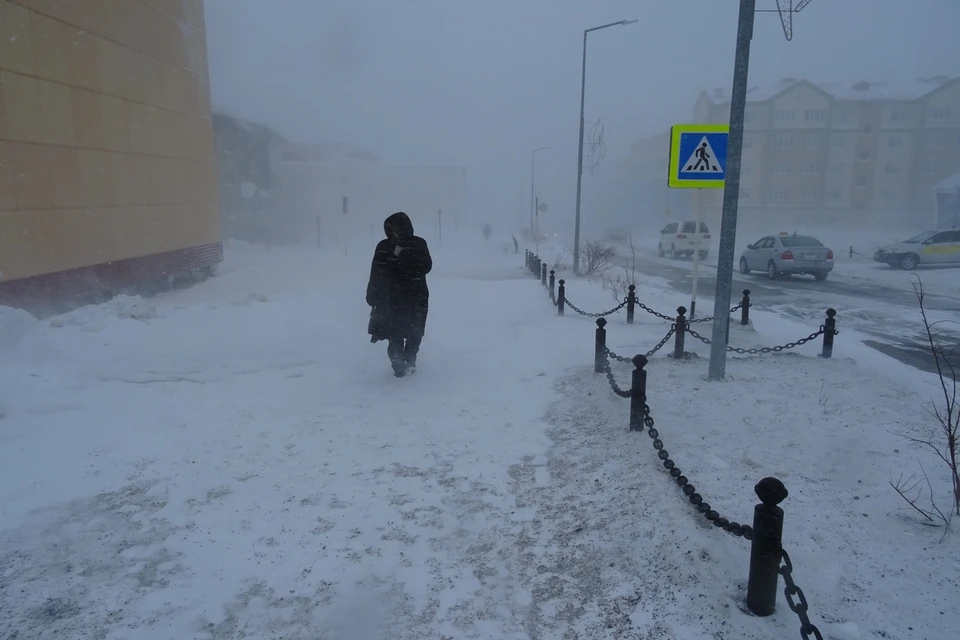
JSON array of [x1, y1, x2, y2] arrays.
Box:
[[212, 108, 286, 143], [934, 172, 960, 194], [704, 75, 958, 104]]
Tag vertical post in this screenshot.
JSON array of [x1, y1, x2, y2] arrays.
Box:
[[549, 270, 556, 303], [741, 289, 751, 325], [708, 0, 756, 380], [438, 209, 442, 243], [626, 284, 636, 324], [573, 30, 588, 276], [541, 262, 548, 286], [595, 318, 607, 373], [673, 306, 687, 359], [690, 188, 704, 318], [821, 308, 837, 358], [316, 216, 321, 250], [557, 279, 566, 316], [747, 477, 788, 617], [849, 245, 853, 259], [526, 250, 531, 270], [629, 355, 648, 432]]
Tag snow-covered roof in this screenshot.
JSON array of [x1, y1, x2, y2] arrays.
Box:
[[706, 75, 957, 104], [934, 172, 960, 194]]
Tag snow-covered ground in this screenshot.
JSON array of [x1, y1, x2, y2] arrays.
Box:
[[1, 236, 957, 639]]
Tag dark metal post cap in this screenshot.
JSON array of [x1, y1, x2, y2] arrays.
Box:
[[596, 318, 607, 328], [743, 289, 751, 296], [559, 279, 566, 285], [550, 269, 555, 275], [754, 477, 788, 505], [632, 354, 648, 369], [677, 306, 687, 315], [826, 308, 837, 317], [628, 284, 636, 291]]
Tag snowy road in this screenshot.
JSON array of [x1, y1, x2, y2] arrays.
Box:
[[1, 240, 957, 639], [619, 248, 960, 375]]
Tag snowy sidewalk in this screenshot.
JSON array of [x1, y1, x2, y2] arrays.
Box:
[[1, 240, 957, 639]]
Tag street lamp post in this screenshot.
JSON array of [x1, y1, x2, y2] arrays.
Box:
[[531, 146, 549, 239], [573, 18, 637, 275]]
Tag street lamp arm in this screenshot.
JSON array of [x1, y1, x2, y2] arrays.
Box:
[[585, 18, 638, 34]]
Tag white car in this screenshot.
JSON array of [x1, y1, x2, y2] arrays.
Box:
[[658, 221, 711, 259], [873, 229, 960, 269]]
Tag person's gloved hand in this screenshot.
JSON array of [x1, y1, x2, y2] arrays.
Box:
[[393, 245, 405, 257]]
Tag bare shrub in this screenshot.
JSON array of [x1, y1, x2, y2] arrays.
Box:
[[890, 276, 960, 538], [602, 231, 639, 302], [553, 246, 572, 273], [581, 241, 616, 277]]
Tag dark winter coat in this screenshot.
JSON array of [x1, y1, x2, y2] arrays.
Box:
[[366, 212, 433, 341]]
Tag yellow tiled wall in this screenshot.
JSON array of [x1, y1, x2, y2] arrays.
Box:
[[0, 0, 218, 282]]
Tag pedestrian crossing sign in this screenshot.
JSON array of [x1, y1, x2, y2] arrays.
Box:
[[668, 124, 729, 188]]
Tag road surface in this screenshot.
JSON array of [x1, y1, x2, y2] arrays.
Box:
[[618, 248, 960, 376]]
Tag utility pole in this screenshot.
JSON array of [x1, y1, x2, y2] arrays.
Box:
[[707, 0, 755, 380]]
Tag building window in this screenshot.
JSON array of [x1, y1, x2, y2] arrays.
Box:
[[827, 187, 842, 200], [774, 109, 796, 122], [743, 136, 754, 149], [805, 134, 820, 148], [829, 162, 846, 174], [837, 110, 850, 123], [924, 134, 947, 148], [804, 108, 827, 122], [771, 188, 789, 201], [919, 162, 943, 174], [773, 163, 792, 175], [858, 149, 872, 161], [773, 135, 794, 149], [890, 110, 907, 122], [855, 176, 869, 188], [884, 162, 899, 175], [861, 124, 874, 134], [799, 163, 821, 175], [798, 187, 820, 201], [831, 136, 847, 148], [887, 136, 902, 148], [928, 107, 950, 121]]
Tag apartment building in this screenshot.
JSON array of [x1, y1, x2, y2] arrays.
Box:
[[690, 76, 960, 230]]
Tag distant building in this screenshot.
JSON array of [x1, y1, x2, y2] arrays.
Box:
[[212, 111, 286, 243], [934, 172, 960, 229], [690, 76, 960, 230]]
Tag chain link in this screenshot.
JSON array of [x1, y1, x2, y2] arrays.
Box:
[[684, 323, 826, 355], [780, 550, 824, 640], [687, 302, 745, 324], [564, 297, 628, 318], [601, 348, 634, 398], [645, 326, 676, 357], [636, 302, 676, 322], [636, 402, 754, 540]]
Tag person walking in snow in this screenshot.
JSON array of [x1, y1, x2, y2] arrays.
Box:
[[366, 212, 433, 377]]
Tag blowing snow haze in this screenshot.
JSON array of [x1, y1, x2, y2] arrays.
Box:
[[204, 0, 959, 235]]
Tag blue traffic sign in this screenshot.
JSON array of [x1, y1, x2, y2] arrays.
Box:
[[668, 124, 730, 189]]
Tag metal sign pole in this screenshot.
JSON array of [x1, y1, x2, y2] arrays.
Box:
[[316, 216, 321, 250], [707, 0, 755, 380], [690, 189, 704, 318]]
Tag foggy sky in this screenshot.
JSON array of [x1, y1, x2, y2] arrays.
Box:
[[204, 0, 960, 226]]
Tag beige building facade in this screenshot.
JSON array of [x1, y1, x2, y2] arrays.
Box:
[[688, 76, 960, 230], [0, 0, 219, 310]]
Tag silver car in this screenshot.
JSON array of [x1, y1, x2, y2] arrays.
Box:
[[873, 229, 960, 269], [739, 234, 835, 281]]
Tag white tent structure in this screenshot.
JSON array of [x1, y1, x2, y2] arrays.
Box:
[[934, 172, 960, 229]]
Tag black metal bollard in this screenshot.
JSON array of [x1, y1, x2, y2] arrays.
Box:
[[557, 279, 566, 316], [541, 262, 547, 286], [822, 308, 837, 358], [746, 477, 789, 617], [626, 284, 637, 324], [533, 255, 540, 277], [741, 289, 751, 325], [595, 318, 607, 373], [672, 306, 687, 359], [629, 355, 648, 432], [549, 270, 556, 303]]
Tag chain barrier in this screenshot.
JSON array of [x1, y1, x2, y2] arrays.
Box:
[[601, 348, 635, 398], [687, 302, 745, 324], [684, 323, 831, 355], [636, 302, 676, 322], [645, 326, 676, 357], [564, 297, 628, 318], [780, 550, 824, 640], [638, 402, 754, 540]]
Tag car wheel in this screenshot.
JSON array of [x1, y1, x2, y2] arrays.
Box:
[[658, 243, 664, 257], [814, 272, 828, 282], [739, 257, 750, 274], [767, 261, 778, 280], [899, 253, 919, 270]]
